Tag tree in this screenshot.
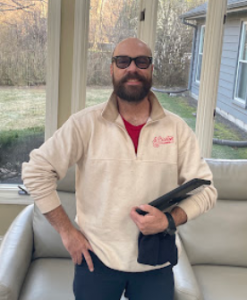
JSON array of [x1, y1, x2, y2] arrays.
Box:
[[154, 0, 206, 87], [87, 0, 139, 86], [0, 0, 48, 85]]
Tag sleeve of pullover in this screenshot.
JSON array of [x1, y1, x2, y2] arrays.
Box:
[[22, 116, 84, 213], [176, 119, 218, 220]]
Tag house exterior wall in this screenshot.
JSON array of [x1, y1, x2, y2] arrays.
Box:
[[190, 13, 247, 130]]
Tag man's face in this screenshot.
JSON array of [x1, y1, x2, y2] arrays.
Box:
[[111, 39, 153, 103]]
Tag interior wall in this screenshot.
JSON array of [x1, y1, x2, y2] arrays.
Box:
[[0, 204, 27, 236]]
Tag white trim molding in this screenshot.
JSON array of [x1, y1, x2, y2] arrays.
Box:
[[137, 0, 158, 53], [196, 25, 205, 83], [0, 189, 33, 205], [234, 21, 247, 108], [45, 0, 62, 140], [195, 0, 228, 158], [71, 0, 90, 114]]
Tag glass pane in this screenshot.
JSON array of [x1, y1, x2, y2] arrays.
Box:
[[86, 0, 139, 107], [196, 54, 203, 82], [153, 0, 207, 134], [0, 0, 47, 184], [199, 26, 205, 54], [236, 62, 247, 101]]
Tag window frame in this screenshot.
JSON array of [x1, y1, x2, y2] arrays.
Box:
[[45, 0, 62, 139], [71, 0, 90, 114], [196, 24, 205, 84], [0, 0, 61, 199], [234, 20, 247, 108], [0, 0, 230, 196]]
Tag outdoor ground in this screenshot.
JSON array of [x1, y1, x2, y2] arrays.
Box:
[[0, 86, 247, 184]]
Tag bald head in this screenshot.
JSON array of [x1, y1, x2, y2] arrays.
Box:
[[110, 38, 153, 104], [113, 38, 152, 58]]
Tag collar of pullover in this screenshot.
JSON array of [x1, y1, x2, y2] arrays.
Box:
[[101, 91, 166, 124]]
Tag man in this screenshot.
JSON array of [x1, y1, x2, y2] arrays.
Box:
[[22, 38, 217, 300]]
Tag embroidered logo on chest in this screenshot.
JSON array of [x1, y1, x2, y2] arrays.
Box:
[[153, 136, 174, 148]]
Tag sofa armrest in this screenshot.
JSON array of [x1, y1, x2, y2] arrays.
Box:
[[0, 204, 34, 300], [174, 237, 203, 300]]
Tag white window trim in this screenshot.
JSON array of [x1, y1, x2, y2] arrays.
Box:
[[137, 0, 158, 53], [196, 25, 205, 84], [0, 0, 61, 203], [45, 0, 62, 140], [195, 0, 227, 158], [234, 21, 247, 108], [71, 0, 90, 114], [0, 186, 33, 205]]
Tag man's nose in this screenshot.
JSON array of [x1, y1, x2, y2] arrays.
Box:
[[126, 59, 138, 72]]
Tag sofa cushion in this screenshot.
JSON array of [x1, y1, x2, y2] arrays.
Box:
[[56, 166, 76, 193], [33, 192, 77, 259], [19, 258, 74, 300], [206, 159, 247, 200], [179, 199, 247, 267], [193, 265, 247, 300], [19, 258, 128, 300]]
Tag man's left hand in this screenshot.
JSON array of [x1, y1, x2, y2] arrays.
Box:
[[130, 205, 168, 235]]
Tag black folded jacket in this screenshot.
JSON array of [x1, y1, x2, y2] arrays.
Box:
[[137, 232, 178, 266]]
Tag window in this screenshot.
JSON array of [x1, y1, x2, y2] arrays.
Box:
[[86, 0, 139, 107], [234, 21, 247, 107], [196, 25, 205, 82], [0, 0, 48, 184]]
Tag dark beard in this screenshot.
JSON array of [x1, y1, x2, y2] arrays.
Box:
[[112, 72, 152, 103]]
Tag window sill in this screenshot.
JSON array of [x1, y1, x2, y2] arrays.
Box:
[[233, 98, 246, 109], [0, 188, 33, 205]]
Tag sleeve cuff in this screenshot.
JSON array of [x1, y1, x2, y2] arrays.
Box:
[[34, 190, 61, 214], [177, 194, 203, 221]]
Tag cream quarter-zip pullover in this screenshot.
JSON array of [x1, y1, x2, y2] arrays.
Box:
[[22, 91, 217, 272]]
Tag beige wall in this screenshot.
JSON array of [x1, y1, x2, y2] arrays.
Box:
[[0, 0, 76, 237], [0, 204, 27, 236]]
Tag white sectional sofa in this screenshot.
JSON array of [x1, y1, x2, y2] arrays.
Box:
[[0, 159, 247, 300]]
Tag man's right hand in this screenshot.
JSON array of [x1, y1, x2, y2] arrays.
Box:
[[60, 227, 94, 271], [44, 205, 94, 272]]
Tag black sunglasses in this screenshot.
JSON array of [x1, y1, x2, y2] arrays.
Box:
[[112, 56, 153, 69]]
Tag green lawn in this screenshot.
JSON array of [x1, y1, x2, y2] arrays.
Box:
[[155, 92, 247, 159], [1, 86, 247, 160], [0, 87, 45, 131]]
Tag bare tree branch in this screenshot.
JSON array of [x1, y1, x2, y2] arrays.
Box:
[[0, 0, 35, 12], [3, 20, 17, 26]]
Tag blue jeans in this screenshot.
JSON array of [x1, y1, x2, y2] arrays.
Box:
[[73, 252, 174, 300]]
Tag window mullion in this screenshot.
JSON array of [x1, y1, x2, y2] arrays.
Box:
[[45, 0, 61, 140], [195, 0, 227, 158], [137, 0, 158, 53]]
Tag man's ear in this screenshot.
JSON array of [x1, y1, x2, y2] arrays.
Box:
[[110, 64, 113, 76]]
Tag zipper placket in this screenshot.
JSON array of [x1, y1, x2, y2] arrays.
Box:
[[115, 123, 137, 157], [136, 119, 158, 159]]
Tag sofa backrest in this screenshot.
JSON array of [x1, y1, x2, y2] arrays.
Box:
[[32, 167, 77, 259], [179, 159, 247, 267]]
